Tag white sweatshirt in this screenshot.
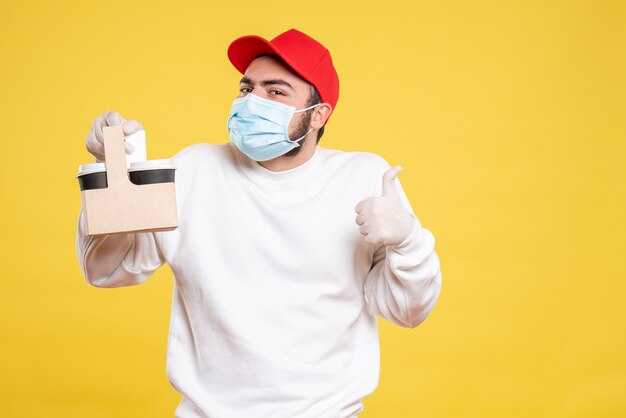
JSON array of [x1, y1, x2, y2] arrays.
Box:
[[76, 141, 442, 418]]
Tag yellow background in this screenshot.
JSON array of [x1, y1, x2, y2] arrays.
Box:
[[1, 0, 624, 416]]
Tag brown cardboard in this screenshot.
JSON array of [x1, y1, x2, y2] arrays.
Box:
[[81, 125, 178, 236]]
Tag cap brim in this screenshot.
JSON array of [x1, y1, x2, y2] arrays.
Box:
[[227, 35, 314, 87], [227, 35, 279, 74]]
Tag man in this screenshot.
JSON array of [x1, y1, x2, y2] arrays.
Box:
[[77, 28, 442, 418]]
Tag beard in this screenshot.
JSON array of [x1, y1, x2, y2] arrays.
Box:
[[283, 109, 313, 158]]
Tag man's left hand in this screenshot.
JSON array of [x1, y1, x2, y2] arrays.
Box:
[[354, 166, 416, 246]]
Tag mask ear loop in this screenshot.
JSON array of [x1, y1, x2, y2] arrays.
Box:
[[294, 102, 322, 113], [292, 128, 313, 143], [290, 102, 322, 143]]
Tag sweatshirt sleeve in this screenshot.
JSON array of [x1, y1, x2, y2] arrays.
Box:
[[75, 209, 166, 288], [362, 169, 442, 328]]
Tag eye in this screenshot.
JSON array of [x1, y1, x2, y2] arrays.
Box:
[[239, 87, 252, 94], [270, 90, 285, 96]]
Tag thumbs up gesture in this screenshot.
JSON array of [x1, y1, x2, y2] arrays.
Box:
[[354, 166, 417, 246]]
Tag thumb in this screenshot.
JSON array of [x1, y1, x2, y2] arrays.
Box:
[[381, 166, 403, 197]]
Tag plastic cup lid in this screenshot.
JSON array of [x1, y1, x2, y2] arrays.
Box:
[[76, 162, 106, 177], [128, 159, 176, 172]]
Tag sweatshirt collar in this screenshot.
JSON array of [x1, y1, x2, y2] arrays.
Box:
[[231, 142, 322, 183]]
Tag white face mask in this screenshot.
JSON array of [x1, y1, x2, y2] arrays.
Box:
[[227, 93, 320, 161]]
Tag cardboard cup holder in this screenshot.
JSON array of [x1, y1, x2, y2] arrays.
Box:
[[77, 126, 179, 236]]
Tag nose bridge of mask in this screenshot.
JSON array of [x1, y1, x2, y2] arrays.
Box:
[[237, 93, 319, 116], [234, 93, 295, 130]]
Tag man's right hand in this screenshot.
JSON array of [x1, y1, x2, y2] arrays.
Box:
[[86, 110, 144, 162]]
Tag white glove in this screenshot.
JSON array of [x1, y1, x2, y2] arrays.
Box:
[[86, 110, 144, 162], [354, 166, 417, 246]]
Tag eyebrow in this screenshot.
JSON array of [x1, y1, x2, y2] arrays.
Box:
[[239, 76, 294, 91]]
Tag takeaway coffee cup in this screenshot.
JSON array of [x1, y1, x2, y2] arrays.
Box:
[[128, 159, 176, 185], [76, 163, 107, 191]]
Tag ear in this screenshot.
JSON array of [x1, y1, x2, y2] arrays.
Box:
[[310, 103, 333, 130]]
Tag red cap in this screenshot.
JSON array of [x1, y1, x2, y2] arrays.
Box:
[[227, 28, 340, 118]]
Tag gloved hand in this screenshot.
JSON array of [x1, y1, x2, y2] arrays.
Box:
[[354, 166, 417, 246], [86, 110, 144, 162]]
